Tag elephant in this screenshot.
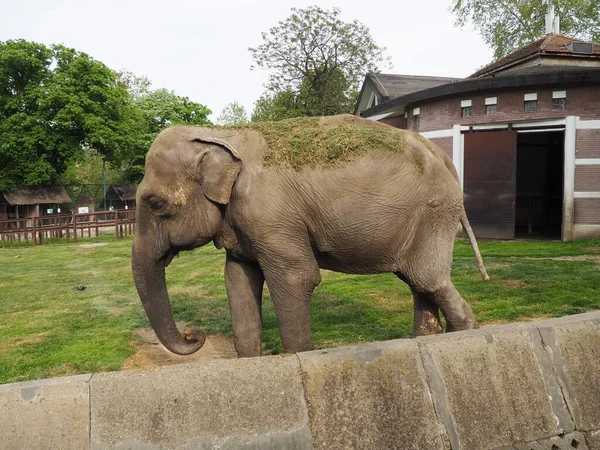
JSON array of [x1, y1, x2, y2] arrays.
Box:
[[131, 114, 489, 357]]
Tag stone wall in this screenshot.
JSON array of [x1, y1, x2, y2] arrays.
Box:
[[1, 311, 599, 449]]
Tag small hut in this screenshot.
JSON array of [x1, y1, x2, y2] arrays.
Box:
[[104, 184, 137, 211], [0, 186, 72, 228]]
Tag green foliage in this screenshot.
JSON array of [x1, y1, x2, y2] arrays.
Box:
[[135, 88, 212, 132], [251, 90, 305, 122], [0, 39, 214, 188], [249, 6, 390, 118], [63, 149, 120, 187], [116, 88, 212, 183], [451, 0, 600, 58], [116, 70, 151, 100], [217, 100, 249, 126], [0, 40, 132, 189]]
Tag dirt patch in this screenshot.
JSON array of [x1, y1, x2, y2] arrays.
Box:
[[122, 326, 237, 370], [550, 255, 600, 262], [0, 332, 50, 351], [500, 279, 527, 289], [523, 255, 600, 266], [79, 243, 108, 248], [480, 315, 552, 327]]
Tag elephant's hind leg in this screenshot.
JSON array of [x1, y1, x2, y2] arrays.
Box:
[[396, 272, 443, 336], [411, 285, 443, 336], [225, 254, 264, 357], [428, 282, 478, 332], [397, 235, 477, 334], [409, 280, 478, 333]]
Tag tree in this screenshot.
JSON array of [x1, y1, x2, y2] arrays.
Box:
[[251, 90, 304, 122], [249, 6, 390, 117], [0, 40, 132, 189], [116, 70, 151, 100], [217, 101, 249, 126], [0, 39, 214, 189], [62, 149, 120, 189], [451, 0, 600, 59], [116, 88, 212, 183], [135, 88, 212, 132]]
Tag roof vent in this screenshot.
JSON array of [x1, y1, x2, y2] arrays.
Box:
[[567, 41, 594, 54]]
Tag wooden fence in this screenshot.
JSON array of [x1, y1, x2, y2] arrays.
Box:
[[0, 209, 135, 248]]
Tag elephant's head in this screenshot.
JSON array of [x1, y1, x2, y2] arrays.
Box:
[[132, 127, 241, 355]]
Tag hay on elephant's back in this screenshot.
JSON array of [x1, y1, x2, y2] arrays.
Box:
[[224, 114, 438, 170]]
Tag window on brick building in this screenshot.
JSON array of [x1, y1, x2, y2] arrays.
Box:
[[524, 100, 537, 111], [552, 90, 566, 110], [524, 93, 537, 111], [461, 99, 472, 117], [485, 97, 497, 115], [553, 98, 566, 109]]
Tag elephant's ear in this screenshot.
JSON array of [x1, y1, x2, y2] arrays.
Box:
[[194, 139, 242, 205]]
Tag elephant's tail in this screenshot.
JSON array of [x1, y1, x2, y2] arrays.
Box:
[[432, 140, 489, 280], [460, 208, 490, 281]]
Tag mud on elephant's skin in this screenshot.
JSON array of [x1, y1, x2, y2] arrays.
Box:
[[131, 114, 489, 357]]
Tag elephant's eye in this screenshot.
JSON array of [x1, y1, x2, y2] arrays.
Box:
[[149, 198, 168, 214]]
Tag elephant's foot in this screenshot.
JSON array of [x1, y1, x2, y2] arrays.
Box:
[[413, 309, 443, 336]]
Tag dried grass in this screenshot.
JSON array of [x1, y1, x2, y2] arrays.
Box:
[[220, 114, 429, 170]]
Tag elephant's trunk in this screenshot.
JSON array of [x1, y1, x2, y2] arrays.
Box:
[[132, 239, 206, 355]]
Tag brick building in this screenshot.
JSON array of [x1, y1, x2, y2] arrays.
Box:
[[355, 34, 600, 241]]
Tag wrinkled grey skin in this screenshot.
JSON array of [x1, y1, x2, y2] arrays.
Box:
[[132, 120, 488, 357]]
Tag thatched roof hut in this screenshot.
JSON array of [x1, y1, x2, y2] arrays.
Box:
[[0, 186, 72, 223], [105, 184, 137, 210], [2, 186, 71, 206], [108, 184, 136, 202]]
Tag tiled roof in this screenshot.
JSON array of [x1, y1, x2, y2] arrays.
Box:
[[470, 34, 600, 78], [367, 73, 461, 100]]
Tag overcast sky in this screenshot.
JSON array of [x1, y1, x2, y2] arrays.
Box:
[[0, 0, 493, 121]]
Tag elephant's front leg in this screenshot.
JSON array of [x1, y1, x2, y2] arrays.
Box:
[[224, 254, 264, 357], [260, 254, 321, 354]]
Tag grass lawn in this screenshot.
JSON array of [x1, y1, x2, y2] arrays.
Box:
[[1, 236, 599, 384]]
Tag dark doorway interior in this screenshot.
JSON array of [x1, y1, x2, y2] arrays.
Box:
[[515, 131, 564, 239]]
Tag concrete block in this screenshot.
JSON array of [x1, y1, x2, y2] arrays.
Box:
[[586, 429, 600, 450], [0, 374, 91, 450], [536, 312, 600, 432], [418, 324, 572, 450], [298, 340, 448, 450], [90, 355, 311, 450], [512, 431, 588, 450]]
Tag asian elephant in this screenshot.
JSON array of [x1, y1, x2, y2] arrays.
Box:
[[131, 114, 489, 357]]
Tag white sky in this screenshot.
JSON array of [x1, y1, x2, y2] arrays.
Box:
[[0, 0, 493, 121]]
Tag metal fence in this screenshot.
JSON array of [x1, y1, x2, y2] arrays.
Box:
[[0, 209, 135, 248]]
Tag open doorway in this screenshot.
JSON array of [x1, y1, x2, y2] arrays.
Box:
[[515, 131, 564, 239]]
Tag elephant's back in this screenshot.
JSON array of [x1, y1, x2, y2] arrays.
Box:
[[185, 116, 450, 176]]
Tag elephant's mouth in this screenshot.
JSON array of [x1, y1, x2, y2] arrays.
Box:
[[161, 248, 182, 267], [161, 244, 197, 267]]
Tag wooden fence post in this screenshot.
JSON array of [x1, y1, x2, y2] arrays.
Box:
[[73, 212, 77, 243]]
